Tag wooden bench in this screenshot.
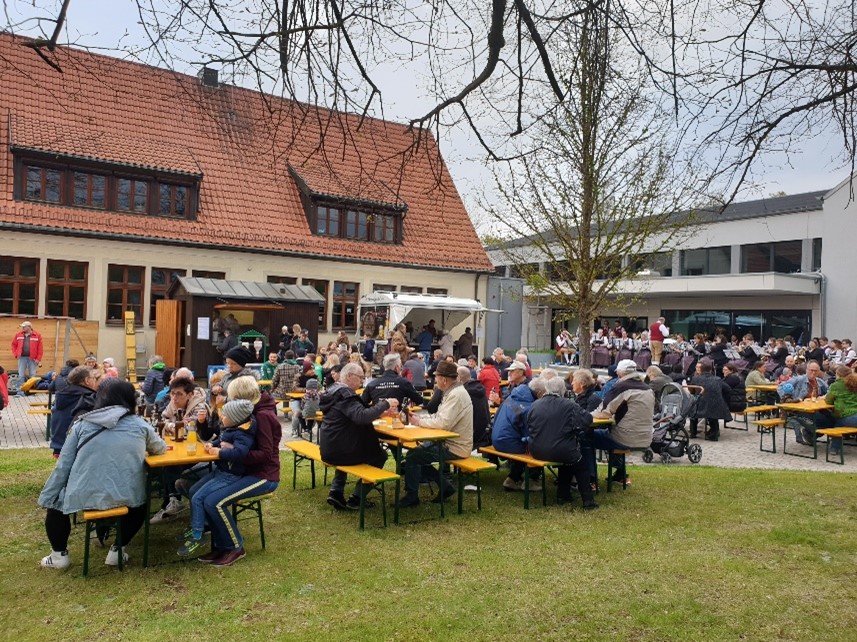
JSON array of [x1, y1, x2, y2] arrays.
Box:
[[449, 457, 497, 514], [285, 440, 329, 490], [478, 446, 557, 509], [752, 418, 784, 453], [82, 506, 128, 577], [814, 427, 857, 465], [232, 493, 275, 549], [334, 464, 400, 529]]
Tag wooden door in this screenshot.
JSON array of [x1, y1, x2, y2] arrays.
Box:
[[155, 299, 182, 367]]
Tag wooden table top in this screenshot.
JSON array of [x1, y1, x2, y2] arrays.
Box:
[[778, 399, 833, 413], [747, 383, 779, 391], [145, 438, 218, 468], [373, 422, 459, 442]]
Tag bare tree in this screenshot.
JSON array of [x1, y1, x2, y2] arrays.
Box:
[[3, 1, 854, 198], [485, 9, 703, 367]]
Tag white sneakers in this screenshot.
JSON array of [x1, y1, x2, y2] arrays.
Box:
[[105, 545, 129, 567], [149, 496, 186, 524], [40, 550, 70, 570]]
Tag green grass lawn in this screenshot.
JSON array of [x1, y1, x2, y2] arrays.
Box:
[[1, 448, 856, 641]]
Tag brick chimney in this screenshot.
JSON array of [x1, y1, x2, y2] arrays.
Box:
[[198, 67, 219, 88]]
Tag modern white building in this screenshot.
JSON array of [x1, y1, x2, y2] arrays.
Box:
[[488, 179, 857, 350]]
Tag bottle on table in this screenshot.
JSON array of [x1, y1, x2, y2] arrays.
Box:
[[186, 419, 197, 454], [174, 408, 186, 442]]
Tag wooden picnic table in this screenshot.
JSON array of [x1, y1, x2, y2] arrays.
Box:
[[142, 437, 217, 567], [777, 399, 834, 459], [373, 422, 459, 522]]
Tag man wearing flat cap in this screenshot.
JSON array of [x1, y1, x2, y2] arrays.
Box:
[[11, 320, 43, 382], [401, 360, 473, 507]]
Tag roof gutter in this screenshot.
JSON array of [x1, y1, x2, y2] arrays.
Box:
[[0, 221, 496, 275]]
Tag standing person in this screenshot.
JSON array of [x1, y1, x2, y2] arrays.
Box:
[[140, 355, 166, 410], [403, 361, 473, 507], [688, 362, 732, 441], [648, 317, 669, 366], [101, 358, 119, 379], [217, 328, 238, 356], [403, 352, 427, 391], [528, 377, 599, 509], [457, 327, 474, 360], [415, 326, 434, 363], [291, 330, 315, 358], [193, 376, 280, 567], [261, 352, 279, 382], [11, 320, 43, 385], [390, 323, 412, 365], [37, 380, 167, 570], [271, 350, 301, 398], [49, 366, 100, 457], [438, 330, 455, 359], [320, 362, 397, 510]]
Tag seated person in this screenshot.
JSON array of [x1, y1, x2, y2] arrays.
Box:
[[591, 360, 655, 485], [824, 365, 857, 455], [300, 379, 321, 440], [320, 363, 397, 510], [527, 377, 598, 509], [37, 380, 167, 570], [491, 375, 539, 492], [568, 369, 602, 411], [644, 366, 673, 404], [361, 354, 424, 407], [402, 361, 473, 507], [777, 360, 832, 444], [721, 362, 747, 413], [178, 399, 257, 557]]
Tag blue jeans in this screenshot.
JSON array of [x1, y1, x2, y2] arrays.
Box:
[[188, 469, 242, 538], [18, 357, 37, 380], [401, 442, 453, 498], [191, 474, 278, 551]]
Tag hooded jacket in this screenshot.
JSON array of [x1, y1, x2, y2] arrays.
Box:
[[50, 384, 96, 452], [491, 383, 535, 454], [162, 386, 208, 423], [38, 406, 166, 514], [319, 385, 390, 465], [242, 393, 282, 482], [140, 362, 166, 404]]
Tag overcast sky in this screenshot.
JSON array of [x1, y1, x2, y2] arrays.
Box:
[[7, 0, 847, 221]]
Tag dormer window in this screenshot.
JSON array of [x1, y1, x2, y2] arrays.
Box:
[[14, 155, 199, 219], [314, 203, 402, 244]]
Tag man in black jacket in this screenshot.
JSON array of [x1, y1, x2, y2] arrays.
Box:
[[320, 362, 398, 511], [361, 354, 424, 407]]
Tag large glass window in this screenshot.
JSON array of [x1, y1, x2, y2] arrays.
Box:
[[107, 264, 144, 325], [332, 281, 359, 330], [25, 165, 62, 203], [812, 238, 822, 271], [741, 240, 802, 273], [150, 268, 186, 326], [680, 246, 731, 275], [632, 251, 673, 277], [73, 172, 106, 209], [303, 279, 328, 331], [117, 178, 148, 213], [46, 260, 87, 318], [663, 309, 811, 343], [0, 256, 39, 315]]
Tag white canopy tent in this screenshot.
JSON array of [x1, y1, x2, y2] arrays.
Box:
[[357, 291, 495, 336]]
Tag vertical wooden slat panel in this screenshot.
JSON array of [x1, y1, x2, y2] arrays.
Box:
[[155, 299, 181, 367]]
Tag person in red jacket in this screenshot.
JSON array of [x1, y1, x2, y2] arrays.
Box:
[[477, 357, 501, 397], [11, 321, 43, 382]]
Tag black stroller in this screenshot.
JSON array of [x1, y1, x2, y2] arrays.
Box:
[[643, 383, 703, 464]]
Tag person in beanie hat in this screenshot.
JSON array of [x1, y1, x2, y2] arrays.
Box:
[[300, 378, 321, 441], [177, 399, 257, 557], [211, 346, 258, 402]]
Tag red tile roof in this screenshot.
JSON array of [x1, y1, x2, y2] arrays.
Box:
[[0, 34, 492, 272]]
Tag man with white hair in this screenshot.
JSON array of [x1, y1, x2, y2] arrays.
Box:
[[320, 362, 399, 511], [361, 353, 424, 406], [527, 377, 598, 509], [649, 316, 670, 365], [591, 359, 655, 485]]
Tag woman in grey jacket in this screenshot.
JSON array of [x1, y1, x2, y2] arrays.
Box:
[[38, 380, 166, 570]]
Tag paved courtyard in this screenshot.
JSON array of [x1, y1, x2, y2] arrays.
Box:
[[3, 394, 855, 473]]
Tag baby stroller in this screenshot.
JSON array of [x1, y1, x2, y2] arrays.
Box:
[[643, 382, 703, 464]]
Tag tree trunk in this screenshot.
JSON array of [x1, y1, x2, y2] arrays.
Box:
[[578, 314, 592, 368]]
